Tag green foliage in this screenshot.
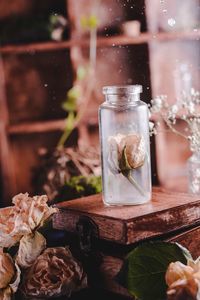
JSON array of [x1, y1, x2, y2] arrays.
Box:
[[58, 111, 76, 147], [55, 175, 102, 202], [117, 242, 192, 300], [62, 86, 80, 112], [77, 66, 87, 80], [80, 15, 99, 30]]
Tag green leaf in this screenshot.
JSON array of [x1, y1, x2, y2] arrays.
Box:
[[57, 111, 76, 146], [77, 66, 87, 80], [80, 14, 99, 30], [62, 86, 79, 112], [88, 15, 99, 29], [119, 146, 132, 171], [117, 242, 192, 300]]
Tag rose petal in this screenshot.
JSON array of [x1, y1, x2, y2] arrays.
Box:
[[166, 262, 194, 287], [0, 287, 12, 300], [123, 134, 145, 169], [9, 263, 21, 293], [0, 249, 15, 289], [107, 136, 121, 174], [16, 231, 46, 269]]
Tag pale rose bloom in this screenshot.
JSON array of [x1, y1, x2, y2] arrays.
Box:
[[22, 247, 87, 298], [0, 248, 21, 300], [121, 134, 145, 169], [0, 194, 57, 248], [107, 133, 145, 173], [166, 261, 200, 299]]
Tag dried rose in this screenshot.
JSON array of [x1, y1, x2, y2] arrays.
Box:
[[0, 249, 21, 300], [108, 133, 145, 172], [107, 133, 145, 195], [120, 134, 145, 169], [0, 194, 57, 248], [16, 231, 46, 269], [166, 261, 200, 299], [22, 247, 87, 298]]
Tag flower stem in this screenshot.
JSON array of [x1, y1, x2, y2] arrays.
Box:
[[122, 170, 145, 196]]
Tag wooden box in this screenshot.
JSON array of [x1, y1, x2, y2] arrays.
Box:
[[53, 187, 200, 298]]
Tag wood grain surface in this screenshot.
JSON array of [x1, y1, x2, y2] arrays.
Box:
[[53, 187, 200, 244]]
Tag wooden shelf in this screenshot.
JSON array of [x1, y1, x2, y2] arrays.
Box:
[[8, 119, 66, 135], [8, 116, 99, 135], [0, 30, 199, 55]]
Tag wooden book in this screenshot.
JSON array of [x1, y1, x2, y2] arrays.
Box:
[[53, 187, 200, 298]]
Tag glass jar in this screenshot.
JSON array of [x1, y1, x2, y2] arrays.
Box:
[[99, 85, 152, 206], [188, 151, 200, 194]]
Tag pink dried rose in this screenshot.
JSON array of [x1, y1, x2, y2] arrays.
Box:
[[0, 248, 21, 300], [22, 247, 87, 298], [0, 193, 57, 248], [166, 260, 200, 300]]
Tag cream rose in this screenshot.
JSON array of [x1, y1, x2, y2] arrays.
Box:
[[166, 260, 200, 299], [107, 133, 146, 195], [107, 133, 145, 173], [0, 249, 21, 300], [22, 247, 87, 298], [0, 193, 57, 248]]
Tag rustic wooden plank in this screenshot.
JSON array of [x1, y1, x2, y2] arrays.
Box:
[[0, 31, 199, 55], [8, 119, 66, 134], [54, 187, 200, 244]]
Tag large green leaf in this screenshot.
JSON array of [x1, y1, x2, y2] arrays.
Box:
[[117, 242, 192, 300]]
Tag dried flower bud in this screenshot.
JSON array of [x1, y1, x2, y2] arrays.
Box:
[[166, 261, 200, 299], [22, 247, 87, 298], [107, 133, 145, 173], [121, 134, 145, 169], [16, 231, 46, 269]]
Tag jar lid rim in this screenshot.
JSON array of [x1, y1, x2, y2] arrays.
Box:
[[102, 85, 142, 95]]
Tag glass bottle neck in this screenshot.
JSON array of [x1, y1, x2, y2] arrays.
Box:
[[105, 93, 140, 105]]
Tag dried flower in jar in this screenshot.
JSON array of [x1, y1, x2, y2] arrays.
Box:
[[107, 133, 146, 195]]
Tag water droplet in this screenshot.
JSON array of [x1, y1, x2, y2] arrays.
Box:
[[147, 87, 150, 90], [193, 28, 198, 32], [44, 84, 48, 87], [168, 18, 176, 27], [130, 6, 133, 9], [112, 43, 115, 46], [162, 9, 167, 13]]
